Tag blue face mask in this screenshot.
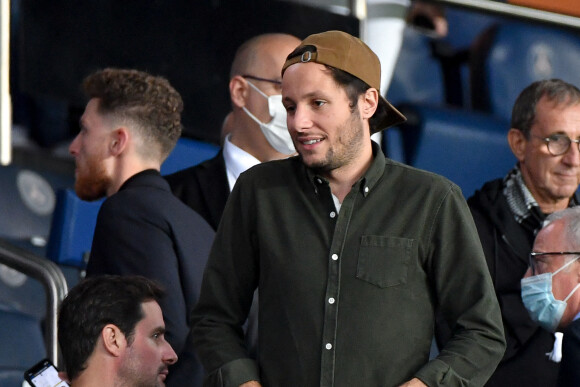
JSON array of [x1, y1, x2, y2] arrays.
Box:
[[521, 256, 580, 332]]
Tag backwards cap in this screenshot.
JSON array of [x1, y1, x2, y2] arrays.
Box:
[[282, 30, 406, 132]]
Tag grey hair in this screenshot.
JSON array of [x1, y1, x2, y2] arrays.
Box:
[[543, 207, 580, 262]]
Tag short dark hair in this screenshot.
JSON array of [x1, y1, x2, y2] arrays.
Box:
[[58, 275, 165, 381], [324, 66, 387, 134], [82, 68, 183, 160], [511, 79, 580, 138]]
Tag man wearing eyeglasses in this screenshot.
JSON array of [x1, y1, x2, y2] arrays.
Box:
[[522, 207, 580, 386], [165, 33, 300, 230], [466, 79, 580, 387]]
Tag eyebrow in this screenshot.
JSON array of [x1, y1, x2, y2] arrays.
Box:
[[151, 326, 167, 335], [283, 91, 321, 103]]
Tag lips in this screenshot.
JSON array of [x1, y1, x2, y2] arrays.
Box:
[[303, 139, 322, 145], [159, 368, 169, 380], [297, 136, 324, 146]]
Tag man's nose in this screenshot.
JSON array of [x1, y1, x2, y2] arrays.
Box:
[[561, 139, 580, 166], [163, 341, 178, 365], [293, 105, 313, 131], [69, 135, 80, 156]]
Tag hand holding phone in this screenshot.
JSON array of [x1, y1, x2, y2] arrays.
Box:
[[24, 358, 69, 387]]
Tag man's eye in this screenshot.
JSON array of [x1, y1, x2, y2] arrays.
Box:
[[314, 100, 326, 107]]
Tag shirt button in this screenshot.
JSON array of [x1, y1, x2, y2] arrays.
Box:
[[330, 211, 336, 218], [328, 297, 335, 304], [331, 254, 338, 261], [364, 186, 369, 193], [326, 343, 333, 350], [317, 178, 323, 184]]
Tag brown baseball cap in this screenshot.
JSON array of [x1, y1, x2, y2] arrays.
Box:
[[282, 30, 406, 133]]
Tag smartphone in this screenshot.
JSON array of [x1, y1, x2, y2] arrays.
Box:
[[24, 358, 69, 387]]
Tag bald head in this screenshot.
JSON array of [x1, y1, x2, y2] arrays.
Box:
[[230, 33, 301, 80]]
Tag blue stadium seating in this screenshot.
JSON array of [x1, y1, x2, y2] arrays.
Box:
[[160, 137, 220, 175], [0, 163, 73, 244], [385, 104, 516, 198], [443, 6, 501, 51], [45, 189, 102, 269], [471, 21, 580, 122]]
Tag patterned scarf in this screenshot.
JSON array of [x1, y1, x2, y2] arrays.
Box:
[[503, 165, 578, 234]]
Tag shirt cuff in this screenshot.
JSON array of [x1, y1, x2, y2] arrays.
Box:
[[414, 358, 469, 387], [204, 358, 260, 387]]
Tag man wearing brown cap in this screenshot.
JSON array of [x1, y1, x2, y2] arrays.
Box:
[[191, 30, 505, 387]]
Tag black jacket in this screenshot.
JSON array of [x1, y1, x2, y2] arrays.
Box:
[[164, 151, 229, 231], [467, 178, 560, 387], [87, 170, 215, 387], [559, 318, 580, 386]]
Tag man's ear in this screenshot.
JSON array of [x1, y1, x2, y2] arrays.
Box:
[[360, 88, 379, 120], [507, 128, 527, 162], [101, 324, 127, 356], [230, 75, 249, 108], [109, 128, 129, 156]]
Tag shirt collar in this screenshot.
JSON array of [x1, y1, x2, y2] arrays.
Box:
[[223, 134, 261, 191], [118, 169, 160, 192], [305, 140, 386, 197]]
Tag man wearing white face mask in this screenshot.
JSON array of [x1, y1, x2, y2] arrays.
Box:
[[522, 207, 580, 386], [165, 33, 300, 230], [242, 79, 296, 156]]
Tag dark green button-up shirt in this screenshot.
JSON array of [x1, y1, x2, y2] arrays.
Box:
[[191, 143, 505, 387]]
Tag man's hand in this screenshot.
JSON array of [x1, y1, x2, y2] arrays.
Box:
[[398, 377, 428, 387], [240, 381, 262, 387]]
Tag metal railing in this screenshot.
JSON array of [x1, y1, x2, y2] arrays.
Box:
[[0, 239, 68, 367]]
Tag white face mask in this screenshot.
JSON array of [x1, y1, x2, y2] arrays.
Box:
[[242, 81, 296, 155]]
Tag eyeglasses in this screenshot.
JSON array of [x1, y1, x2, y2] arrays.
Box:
[[242, 74, 282, 86], [532, 134, 580, 156], [529, 251, 580, 275]]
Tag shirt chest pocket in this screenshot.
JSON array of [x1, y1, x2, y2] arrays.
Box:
[[356, 236, 414, 288]]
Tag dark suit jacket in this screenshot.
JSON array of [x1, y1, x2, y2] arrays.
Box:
[[86, 169, 214, 387], [559, 318, 580, 387], [164, 151, 229, 231], [165, 149, 260, 360]]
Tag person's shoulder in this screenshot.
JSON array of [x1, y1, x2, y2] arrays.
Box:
[[102, 174, 177, 211], [466, 178, 504, 207], [384, 158, 457, 192], [165, 152, 224, 184], [240, 156, 298, 180]]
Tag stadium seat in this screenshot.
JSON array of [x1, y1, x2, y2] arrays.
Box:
[[0, 163, 73, 246], [387, 104, 516, 198], [161, 137, 220, 176], [443, 6, 501, 52], [470, 21, 580, 122], [45, 189, 102, 269]]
